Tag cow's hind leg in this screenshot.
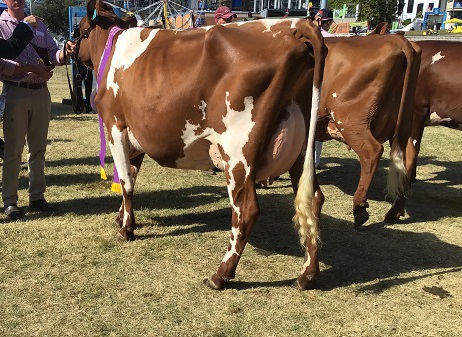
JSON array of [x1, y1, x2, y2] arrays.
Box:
[[109, 126, 138, 241], [347, 133, 384, 227], [115, 152, 145, 230], [205, 169, 259, 290], [384, 138, 415, 223]]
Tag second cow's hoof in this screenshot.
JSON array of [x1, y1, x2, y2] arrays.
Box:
[[384, 209, 404, 223], [292, 273, 317, 290]]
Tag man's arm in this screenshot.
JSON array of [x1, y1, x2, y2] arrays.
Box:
[[0, 21, 34, 59]]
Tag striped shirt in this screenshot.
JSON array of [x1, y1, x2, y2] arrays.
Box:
[[0, 10, 63, 83]]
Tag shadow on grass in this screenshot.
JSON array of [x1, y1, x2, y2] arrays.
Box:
[[37, 176, 462, 292], [317, 155, 462, 223], [9, 152, 461, 292]]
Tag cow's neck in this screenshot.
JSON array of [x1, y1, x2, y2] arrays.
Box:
[[95, 26, 122, 89]]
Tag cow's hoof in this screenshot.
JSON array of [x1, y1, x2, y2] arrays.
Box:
[[118, 227, 135, 241], [293, 273, 318, 290], [203, 274, 229, 290], [384, 209, 404, 223], [353, 202, 369, 227]]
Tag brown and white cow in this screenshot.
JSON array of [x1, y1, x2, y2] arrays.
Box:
[[411, 40, 462, 181], [316, 35, 421, 226], [76, 0, 325, 290]]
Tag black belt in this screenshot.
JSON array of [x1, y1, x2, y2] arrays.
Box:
[[3, 80, 47, 90]]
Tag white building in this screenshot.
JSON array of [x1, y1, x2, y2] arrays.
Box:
[[401, 0, 462, 21]]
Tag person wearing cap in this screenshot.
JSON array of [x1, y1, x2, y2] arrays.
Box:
[[315, 8, 335, 37], [313, 8, 335, 168], [214, 6, 237, 25]]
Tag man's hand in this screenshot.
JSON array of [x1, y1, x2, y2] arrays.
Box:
[[29, 64, 54, 80], [23, 15, 43, 28], [66, 40, 77, 54]]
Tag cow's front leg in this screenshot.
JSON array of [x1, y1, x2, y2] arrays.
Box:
[[109, 126, 136, 241], [114, 153, 145, 231], [205, 171, 259, 290]]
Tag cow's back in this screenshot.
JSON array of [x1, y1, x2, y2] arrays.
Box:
[[321, 35, 416, 143]]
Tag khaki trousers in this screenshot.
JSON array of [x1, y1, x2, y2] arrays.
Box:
[[2, 84, 51, 206]]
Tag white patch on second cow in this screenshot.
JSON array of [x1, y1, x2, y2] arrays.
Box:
[[431, 51, 445, 65], [428, 111, 452, 125], [332, 92, 337, 98], [330, 111, 336, 122], [222, 226, 241, 263], [198, 100, 207, 120], [106, 28, 160, 96]]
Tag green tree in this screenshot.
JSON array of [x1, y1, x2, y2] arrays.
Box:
[[327, 0, 399, 26], [34, 0, 75, 36]]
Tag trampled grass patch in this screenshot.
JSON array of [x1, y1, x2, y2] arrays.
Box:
[[0, 67, 461, 337]]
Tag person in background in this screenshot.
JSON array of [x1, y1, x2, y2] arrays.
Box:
[[0, 15, 46, 159], [203, 6, 237, 176], [214, 6, 236, 25], [71, 24, 94, 114], [0, 0, 76, 221], [314, 8, 336, 168]]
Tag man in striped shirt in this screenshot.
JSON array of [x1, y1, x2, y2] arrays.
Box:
[[0, 0, 75, 220]]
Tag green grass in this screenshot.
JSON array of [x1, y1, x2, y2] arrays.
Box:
[[0, 67, 461, 337]]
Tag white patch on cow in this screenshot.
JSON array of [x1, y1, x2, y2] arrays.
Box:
[[110, 125, 133, 193], [127, 128, 143, 152], [106, 28, 160, 96], [181, 120, 202, 146], [340, 128, 345, 131], [222, 226, 241, 263], [253, 18, 298, 37], [337, 121, 342, 125], [431, 51, 445, 65], [123, 210, 130, 227], [413, 139, 418, 147], [222, 92, 255, 220], [177, 93, 255, 221], [198, 100, 207, 120], [332, 92, 337, 98], [301, 253, 311, 273]]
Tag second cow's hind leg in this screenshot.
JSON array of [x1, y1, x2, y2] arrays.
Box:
[[349, 134, 384, 227]]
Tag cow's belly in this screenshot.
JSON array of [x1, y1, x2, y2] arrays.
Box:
[[255, 108, 306, 183], [206, 105, 306, 183]]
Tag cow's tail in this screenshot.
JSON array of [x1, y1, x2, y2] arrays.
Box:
[[387, 39, 421, 200], [293, 21, 325, 249]]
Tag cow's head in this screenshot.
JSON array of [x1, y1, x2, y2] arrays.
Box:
[[75, 0, 135, 67]]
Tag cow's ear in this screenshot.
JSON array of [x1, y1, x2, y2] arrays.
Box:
[[86, 0, 102, 20], [86, 0, 96, 19]]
